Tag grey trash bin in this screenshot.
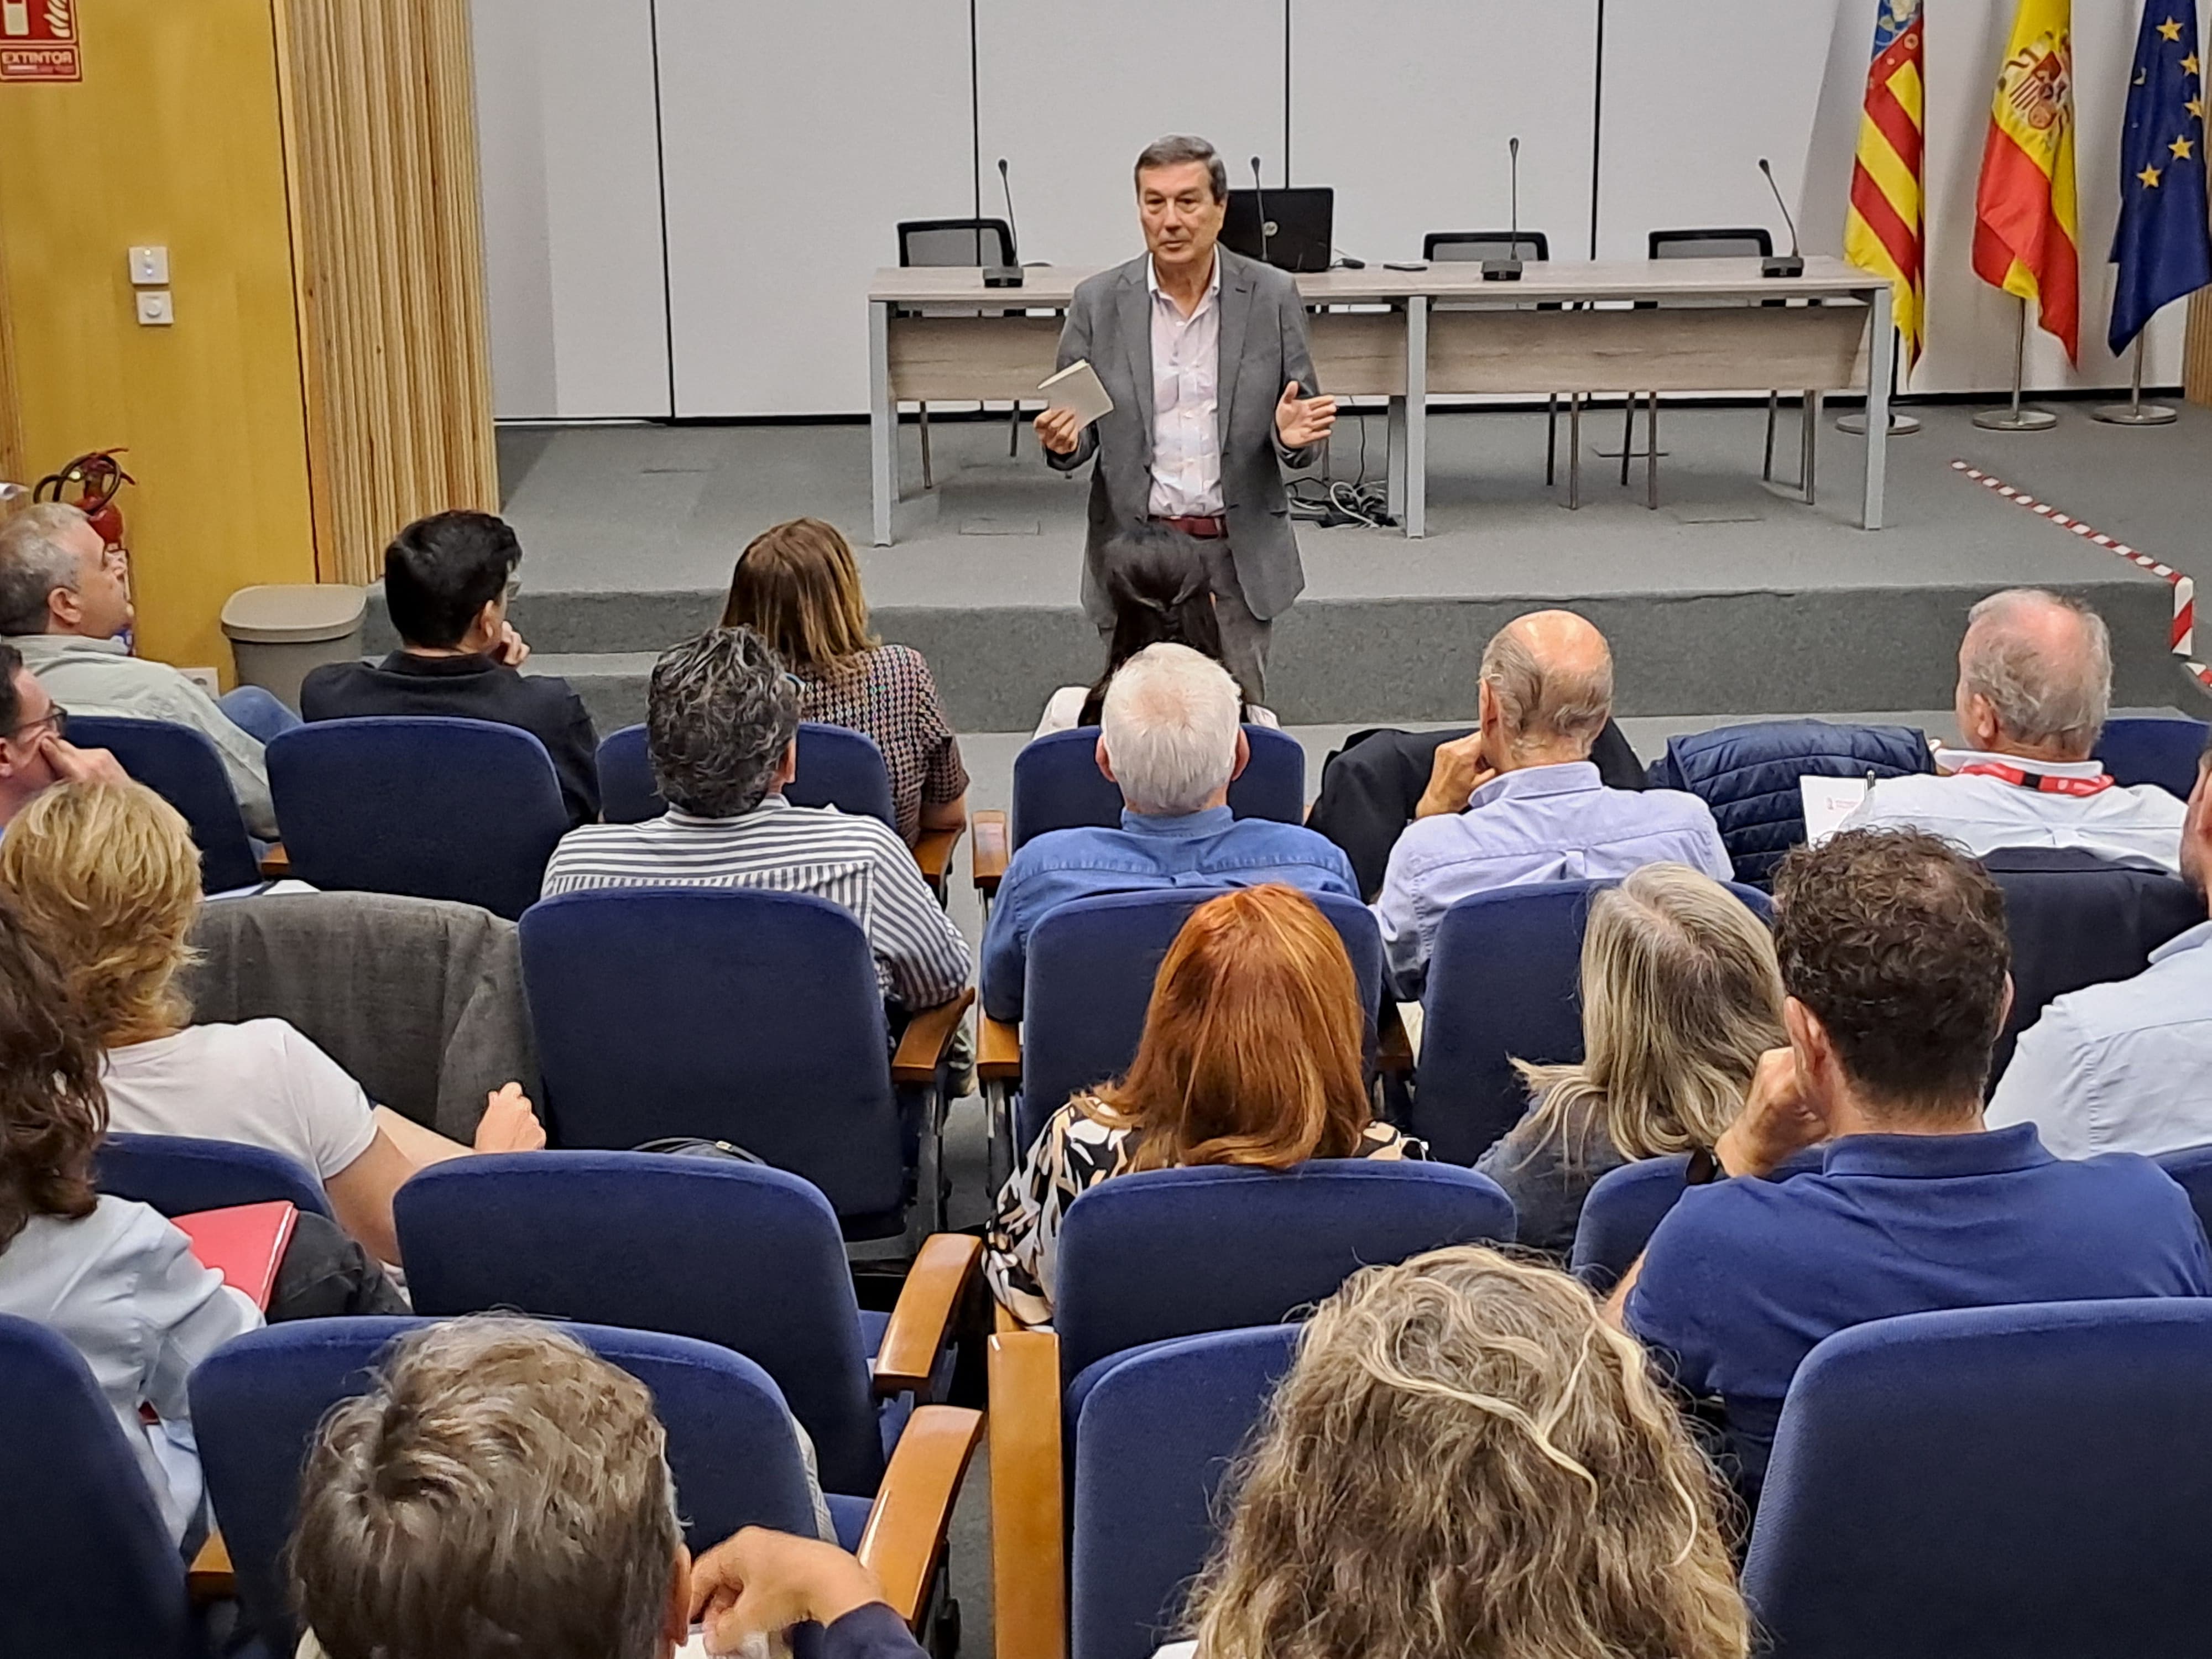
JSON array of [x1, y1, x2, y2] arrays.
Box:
[[220, 584, 368, 712]]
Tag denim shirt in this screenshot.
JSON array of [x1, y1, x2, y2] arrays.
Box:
[[979, 807, 1359, 1021]]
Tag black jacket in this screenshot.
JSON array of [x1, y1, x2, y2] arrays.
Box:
[[300, 651, 601, 828]]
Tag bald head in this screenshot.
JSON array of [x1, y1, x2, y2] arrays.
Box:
[[1479, 610, 1614, 766], [1956, 589, 2110, 760]]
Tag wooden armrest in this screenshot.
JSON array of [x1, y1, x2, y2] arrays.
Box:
[[912, 824, 963, 886], [989, 1329, 1066, 1659], [977, 1014, 1022, 1084], [187, 1528, 234, 1604], [858, 1404, 986, 1631], [257, 844, 290, 879], [1378, 1001, 1415, 1076], [874, 1232, 982, 1395], [890, 988, 973, 1087], [993, 1300, 1024, 1335], [972, 809, 1010, 894]]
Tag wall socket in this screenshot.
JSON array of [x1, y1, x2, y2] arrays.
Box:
[[179, 667, 221, 695], [135, 290, 175, 326], [128, 246, 170, 285]]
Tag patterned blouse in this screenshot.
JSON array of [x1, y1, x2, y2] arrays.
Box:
[[797, 644, 969, 844], [984, 1094, 1428, 1326]]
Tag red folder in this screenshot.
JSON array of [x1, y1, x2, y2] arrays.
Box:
[[174, 1202, 299, 1311]]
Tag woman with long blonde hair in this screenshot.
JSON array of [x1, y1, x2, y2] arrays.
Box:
[[984, 884, 1421, 1324], [1479, 863, 1786, 1255], [1175, 1246, 1749, 1659]]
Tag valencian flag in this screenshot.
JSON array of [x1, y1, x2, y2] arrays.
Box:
[[1973, 0, 2082, 361], [1845, 2, 1927, 371], [2110, 7, 2212, 356]]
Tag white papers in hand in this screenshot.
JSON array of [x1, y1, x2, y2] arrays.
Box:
[[1801, 776, 1870, 847], [1037, 359, 1114, 428]]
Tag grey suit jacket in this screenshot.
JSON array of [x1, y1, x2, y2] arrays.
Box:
[[1045, 249, 1319, 623]]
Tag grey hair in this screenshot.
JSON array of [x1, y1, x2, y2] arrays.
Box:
[[646, 625, 797, 818], [1481, 622, 1614, 761], [1135, 134, 1229, 202], [288, 1316, 681, 1659], [1960, 588, 2111, 755], [1101, 641, 1241, 815], [0, 503, 90, 635]]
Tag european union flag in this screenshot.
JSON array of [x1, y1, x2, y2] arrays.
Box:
[[2110, 7, 2212, 355]]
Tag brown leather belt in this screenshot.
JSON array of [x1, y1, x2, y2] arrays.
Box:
[[1150, 514, 1228, 540]]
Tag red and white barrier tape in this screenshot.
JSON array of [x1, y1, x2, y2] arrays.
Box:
[[1949, 460, 2208, 690]]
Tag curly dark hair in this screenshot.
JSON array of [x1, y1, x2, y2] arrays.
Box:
[[0, 899, 108, 1251], [1771, 829, 2010, 1113], [645, 626, 798, 819]]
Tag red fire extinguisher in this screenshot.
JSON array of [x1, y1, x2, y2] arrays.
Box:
[[34, 450, 135, 651]]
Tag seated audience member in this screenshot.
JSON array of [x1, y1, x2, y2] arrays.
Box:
[[1372, 611, 1730, 999], [0, 502, 287, 838], [980, 643, 1355, 1022], [302, 510, 600, 828], [1843, 588, 2185, 869], [0, 896, 261, 1550], [541, 628, 969, 1014], [1479, 864, 1787, 1256], [0, 781, 545, 1267], [0, 641, 126, 824], [1034, 528, 1278, 737], [722, 517, 966, 846], [1614, 829, 2212, 1502], [987, 885, 1422, 1325], [1988, 739, 2212, 1156]]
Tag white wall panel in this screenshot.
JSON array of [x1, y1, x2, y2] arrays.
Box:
[[975, 0, 1285, 273], [658, 0, 972, 417], [471, 0, 670, 419], [1291, 0, 1598, 267]]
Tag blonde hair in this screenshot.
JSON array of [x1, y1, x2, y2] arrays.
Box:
[[721, 517, 878, 675], [1516, 864, 1785, 1165], [0, 780, 201, 1046], [1187, 1247, 1749, 1659]]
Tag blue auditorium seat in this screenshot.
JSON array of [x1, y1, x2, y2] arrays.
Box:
[[1009, 724, 1305, 848], [70, 714, 263, 894], [2096, 715, 2208, 800], [95, 1133, 332, 1221], [597, 720, 900, 828]]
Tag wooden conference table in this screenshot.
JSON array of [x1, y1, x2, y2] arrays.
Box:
[[865, 256, 1893, 545]]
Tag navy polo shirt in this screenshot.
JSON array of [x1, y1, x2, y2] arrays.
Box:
[[1625, 1123, 2212, 1497]]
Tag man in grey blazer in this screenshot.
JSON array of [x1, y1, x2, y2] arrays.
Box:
[[1035, 134, 1336, 704]]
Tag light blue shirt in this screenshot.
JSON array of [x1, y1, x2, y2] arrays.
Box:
[[1372, 761, 1732, 999], [1987, 920, 2212, 1159], [979, 806, 1359, 1021]]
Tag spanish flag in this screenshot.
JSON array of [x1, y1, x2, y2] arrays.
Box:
[[1845, 3, 1927, 371], [1973, 0, 2081, 361]]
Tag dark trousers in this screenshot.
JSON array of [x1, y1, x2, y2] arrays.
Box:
[[269, 1212, 409, 1321]]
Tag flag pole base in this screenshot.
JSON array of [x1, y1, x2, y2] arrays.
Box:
[[1972, 407, 2058, 431], [2090, 400, 2178, 426], [1836, 410, 1922, 435]]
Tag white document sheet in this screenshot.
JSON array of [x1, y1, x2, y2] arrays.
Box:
[[1801, 775, 1871, 846]]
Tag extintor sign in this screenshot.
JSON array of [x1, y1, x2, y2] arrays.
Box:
[[1, 0, 80, 84]]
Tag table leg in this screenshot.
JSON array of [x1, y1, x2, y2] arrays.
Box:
[[1405, 296, 1428, 539], [1645, 393, 1659, 511], [1802, 390, 1822, 507], [1569, 394, 1582, 510], [870, 300, 895, 546], [1387, 395, 1408, 523], [1861, 286, 1892, 531]]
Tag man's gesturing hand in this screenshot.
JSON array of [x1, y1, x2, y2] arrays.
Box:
[[1035, 406, 1083, 456], [1275, 380, 1337, 449]]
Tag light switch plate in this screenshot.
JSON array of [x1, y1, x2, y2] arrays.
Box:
[[128, 246, 169, 285], [135, 290, 174, 326]]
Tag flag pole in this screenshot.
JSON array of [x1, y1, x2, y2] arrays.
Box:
[[2092, 335, 2178, 425], [1838, 330, 1923, 435], [1974, 296, 2059, 431]]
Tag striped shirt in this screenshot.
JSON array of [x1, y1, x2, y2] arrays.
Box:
[[540, 797, 972, 1010]]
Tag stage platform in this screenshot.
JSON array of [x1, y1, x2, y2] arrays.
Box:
[[441, 399, 2212, 734]]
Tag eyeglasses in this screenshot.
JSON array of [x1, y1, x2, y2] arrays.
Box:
[[7, 704, 67, 744]]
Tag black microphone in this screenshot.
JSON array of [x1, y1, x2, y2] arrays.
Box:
[[983, 156, 1025, 288], [1483, 137, 1526, 281], [1250, 155, 1272, 267], [1759, 157, 1805, 278]]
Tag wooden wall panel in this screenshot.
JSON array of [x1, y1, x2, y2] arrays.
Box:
[[0, 248, 22, 492], [2187, 288, 2212, 408]]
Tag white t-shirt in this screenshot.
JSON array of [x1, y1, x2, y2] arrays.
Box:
[[101, 1020, 380, 1181]]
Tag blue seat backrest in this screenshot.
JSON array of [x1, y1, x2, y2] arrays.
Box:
[[96, 1131, 333, 1220], [517, 889, 905, 1228], [598, 721, 898, 829], [267, 717, 568, 920], [2153, 1144, 2212, 1245], [1569, 1154, 1693, 1293], [0, 1314, 194, 1659], [191, 1316, 820, 1656], [1071, 1327, 1300, 1659], [70, 714, 262, 894], [1019, 889, 1383, 1154], [396, 1152, 886, 1496], [596, 722, 660, 823], [1413, 878, 1773, 1165], [1648, 719, 1932, 889], [2097, 716, 2208, 799], [1742, 1300, 2212, 1659], [1055, 1161, 1514, 1384], [1010, 725, 1306, 849]]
